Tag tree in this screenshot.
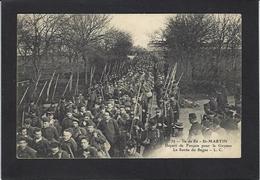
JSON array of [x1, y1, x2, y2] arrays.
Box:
[[17, 14, 66, 80], [102, 28, 133, 60], [150, 14, 241, 85], [61, 14, 111, 86]]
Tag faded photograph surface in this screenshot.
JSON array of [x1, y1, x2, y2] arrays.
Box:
[[16, 14, 241, 159]]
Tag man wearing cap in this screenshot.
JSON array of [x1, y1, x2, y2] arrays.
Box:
[[30, 128, 50, 158], [150, 108, 166, 142], [17, 137, 37, 159], [47, 142, 70, 159], [71, 118, 87, 143], [61, 111, 76, 132], [17, 127, 33, 145], [46, 111, 62, 136], [97, 112, 120, 157], [60, 128, 78, 158], [41, 117, 59, 142], [27, 111, 42, 128], [23, 118, 35, 138], [188, 113, 203, 140]]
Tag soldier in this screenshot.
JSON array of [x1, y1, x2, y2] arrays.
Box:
[[61, 111, 75, 132], [41, 117, 59, 142], [47, 142, 70, 159], [211, 116, 227, 138], [142, 120, 160, 157], [18, 127, 33, 145], [30, 128, 50, 158], [208, 96, 218, 113], [17, 137, 37, 159], [60, 128, 78, 158], [77, 137, 99, 158], [71, 118, 87, 143], [188, 113, 203, 140], [46, 111, 62, 136], [27, 110, 42, 128], [150, 108, 166, 143], [97, 112, 120, 157], [85, 121, 110, 157], [23, 118, 35, 138]]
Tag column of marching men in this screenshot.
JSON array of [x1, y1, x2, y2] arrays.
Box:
[[16, 58, 242, 159]]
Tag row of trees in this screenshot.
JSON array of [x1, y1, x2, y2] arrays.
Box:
[[17, 14, 133, 84], [150, 14, 241, 92]]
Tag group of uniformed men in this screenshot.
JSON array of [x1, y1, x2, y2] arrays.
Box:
[[16, 59, 241, 159]]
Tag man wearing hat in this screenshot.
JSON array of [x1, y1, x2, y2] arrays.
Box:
[[188, 113, 203, 140], [60, 128, 78, 158], [46, 111, 62, 136], [151, 108, 166, 143], [61, 110, 76, 132], [17, 137, 37, 159], [97, 112, 120, 157], [23, 118, 35, 138], [47, 142, 70, 159], [41, 117, 59, 142], [27, 110, 42, 128], [71, 118, 87, 143]]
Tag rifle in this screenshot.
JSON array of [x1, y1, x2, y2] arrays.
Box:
[[21, 110, 25, 127], [66, 144, 75, 159], [100, 64, 107, 82], [31, 73, 41, 98], [69, 73, 73, 92], [36, 81, 48, 105], [164, 63, 177, 98], [46, 70, 56, 102], [51, 74, 59, 101], [62, 74, 72, 97], [74, 71, 79, 95], [18, 86, 29, 107]]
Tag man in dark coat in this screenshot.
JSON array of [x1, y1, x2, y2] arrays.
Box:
[[188, 113, 203, 140], [77, 137, 99, 158], [47, 142, 70, 159], [71, 118, 87, 143], [61, 111, 75, 132], [142, 120, 161, 157], [97, 112, 120, 157], [17, 137, 37, 159], [41, 117, 59, 142], [60, 128, 78, 158], [30, 128, 50, 158]]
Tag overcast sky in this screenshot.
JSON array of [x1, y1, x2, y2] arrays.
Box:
[[110, 14, 174, 48]]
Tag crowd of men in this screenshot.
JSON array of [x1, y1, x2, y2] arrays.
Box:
[[16, 58, 242, 159]]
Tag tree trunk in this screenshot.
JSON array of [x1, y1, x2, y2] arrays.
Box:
[[83, 55, 88, 86]]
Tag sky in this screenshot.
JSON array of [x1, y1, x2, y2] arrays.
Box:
[[110, 14, 174, 48]]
